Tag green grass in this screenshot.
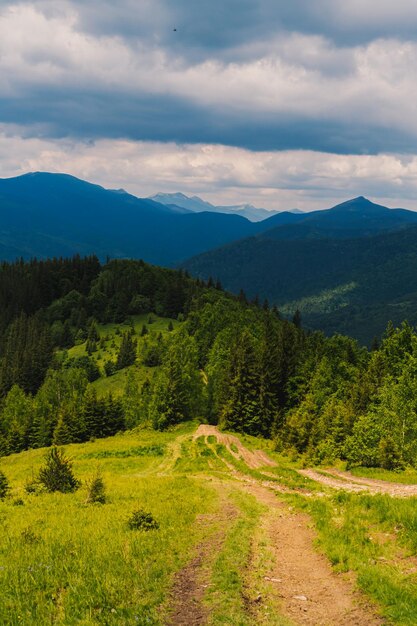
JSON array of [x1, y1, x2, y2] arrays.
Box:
[[0, 424, 219, 625], [206, 490, 264, 625], [6, 420, 417, 624], [65, 314, 180, 397]]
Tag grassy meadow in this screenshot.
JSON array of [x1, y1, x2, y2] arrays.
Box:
[[3, 416, 417, 624], [65, 313, 180, 397], [0, 424, 278, 626]]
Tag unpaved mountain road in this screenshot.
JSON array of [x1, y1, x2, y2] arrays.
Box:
[[299, 468, 417, 497], [185, 425, 383, 626]]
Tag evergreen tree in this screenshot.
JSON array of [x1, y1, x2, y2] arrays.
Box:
[[0, 470, 10, 499], [38, 447, 79, 493], [86, 472, 106, 504], [123, 370, 142, 429], [292, 309, 302, 329], [0, 385, 32, 453], [116, 331, 137, 369], [149, 329, 203, 429], [220, 329, 260, 434]]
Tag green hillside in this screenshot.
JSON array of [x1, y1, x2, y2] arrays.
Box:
[[182, 225, 417, 344]]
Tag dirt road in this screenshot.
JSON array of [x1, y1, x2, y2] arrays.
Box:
[[299, 468, 417, 497], [183, 425, 383, 626]]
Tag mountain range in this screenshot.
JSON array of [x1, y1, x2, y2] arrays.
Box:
[[3, 171, 417, 342], [149, 192, 286, 222], [0, 172, 281, 265]]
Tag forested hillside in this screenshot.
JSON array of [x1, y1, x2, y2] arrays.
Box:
[[0, 255, 415, 472], [183, 223, 417, 344]]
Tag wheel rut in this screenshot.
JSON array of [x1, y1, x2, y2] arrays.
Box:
[[299, 468, 417, 497]]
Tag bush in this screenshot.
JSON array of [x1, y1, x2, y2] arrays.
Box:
[[24, 479, 42, 494], [38, 447, 80, 493], [86, 473, 106, 504], [0, 470, 10, 499], [127, 509, 159, 531]]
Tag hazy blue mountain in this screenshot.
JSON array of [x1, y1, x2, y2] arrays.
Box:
[[150, 191, 282, 222], [260, 197, 417, 241], [0, 172, 262, 265]]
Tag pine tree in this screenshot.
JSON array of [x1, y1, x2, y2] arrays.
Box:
[[123, 370, 141, 429], [220, 329, 260, 433], [38, 447, 79, 493], [149, 330, 203, 429], [86, 472, 106, 504], [83, 387, 104, 439], [116, 331, 137, 369], [53, 412, 72, 445], [0, 470, 10, 499]]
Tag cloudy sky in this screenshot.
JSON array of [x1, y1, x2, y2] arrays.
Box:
[[1, 1, 417, 210]]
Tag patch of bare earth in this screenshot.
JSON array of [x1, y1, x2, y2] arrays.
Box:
[[195, 424, 276, 469], [300, 468, 417, 497], [166, 500, 238, 626]]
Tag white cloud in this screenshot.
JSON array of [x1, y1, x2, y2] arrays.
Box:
[[2, 127, 417, 211]]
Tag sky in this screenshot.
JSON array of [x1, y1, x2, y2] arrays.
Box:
[[1, 1, 417, 211]]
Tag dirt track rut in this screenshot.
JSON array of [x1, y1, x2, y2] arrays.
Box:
[[299, 468, 417, 497]]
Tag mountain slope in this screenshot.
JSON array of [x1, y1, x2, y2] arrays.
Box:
[[182, 222, 417, 343], [260, 196, 417, 240], [0, 172, 261, 265]]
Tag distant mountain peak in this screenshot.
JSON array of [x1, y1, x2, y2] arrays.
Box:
[[149, 191, 279, 222], [330, 196, 386, 213]]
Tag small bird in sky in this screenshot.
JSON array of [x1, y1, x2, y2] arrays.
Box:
[[173, 28, 177, 32]]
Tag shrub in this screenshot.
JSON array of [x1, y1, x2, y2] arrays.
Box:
[[86, 473, 106, 504], [0, 470, 10, 499], [127, 509, 159, 531], [38, 447, 80, 493], [24, 479, 42, 494]]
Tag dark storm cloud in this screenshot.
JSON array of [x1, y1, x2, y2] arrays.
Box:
[[1, 0, 417, 155], [57, 0, 417, 52], [0, 87, 413, 156]]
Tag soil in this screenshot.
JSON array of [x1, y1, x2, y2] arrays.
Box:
[[194, 424, 276, 469], [242, 481, 382, 625]]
